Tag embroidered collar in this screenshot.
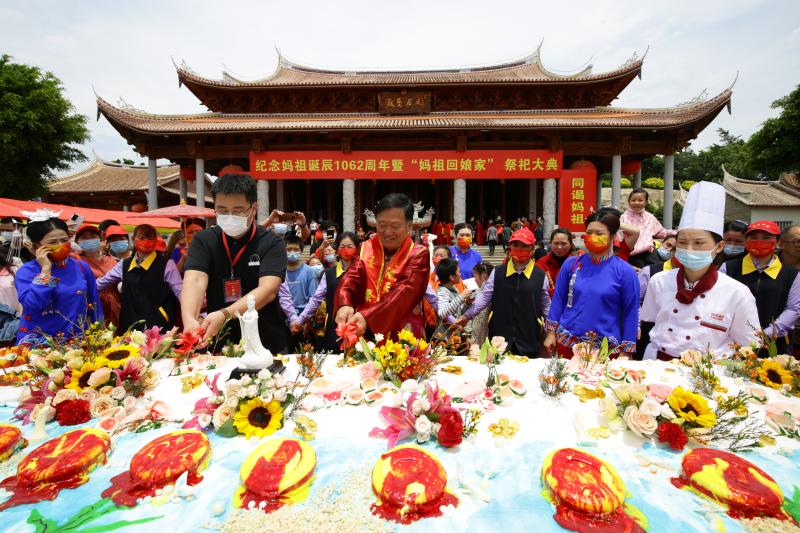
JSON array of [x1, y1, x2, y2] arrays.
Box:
[[742, 254, 781, 279], [505, 259, 534, 279], [129, 251, 157, 271]]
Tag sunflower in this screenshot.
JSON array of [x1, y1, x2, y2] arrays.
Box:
[[397, 329, 417, 345], [757, 360, 793, 390], [667, 386, 717, 428], [233, 398, 284, 439], [97, 344, 140, 369], [66, 359, 106, 392]]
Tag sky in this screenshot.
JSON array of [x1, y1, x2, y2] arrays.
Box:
[[2, 0, 799, 173]]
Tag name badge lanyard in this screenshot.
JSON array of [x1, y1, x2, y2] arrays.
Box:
[[221, 225, 256, 303]]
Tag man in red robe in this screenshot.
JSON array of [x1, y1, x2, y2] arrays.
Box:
[[335, 193, 430, 340]]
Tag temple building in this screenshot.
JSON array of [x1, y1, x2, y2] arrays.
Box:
[[722, 165, 800, 228], [96, 45, 733, 236], [47, 155, 213, 211]]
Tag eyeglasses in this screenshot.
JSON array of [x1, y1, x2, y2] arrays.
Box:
[[215, 205, 252, 217]]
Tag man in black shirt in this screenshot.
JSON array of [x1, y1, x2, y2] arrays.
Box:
[[182, 173, 288, 353]]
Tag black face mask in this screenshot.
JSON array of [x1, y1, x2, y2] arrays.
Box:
[[554, 253, 569, 266]]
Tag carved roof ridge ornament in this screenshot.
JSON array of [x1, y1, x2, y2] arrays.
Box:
[[536, 42, 593, 79], [675, 89, 709, 109], [116, 96, 148, 115]]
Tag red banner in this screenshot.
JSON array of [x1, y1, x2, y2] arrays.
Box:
[[249, 150, 562, 180], [558, 168, 597, 232]]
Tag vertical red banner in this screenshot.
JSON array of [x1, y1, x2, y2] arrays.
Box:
[[558, 168, 597, 232]]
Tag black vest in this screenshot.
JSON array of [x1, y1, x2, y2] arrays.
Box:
[[119, 253, 179, 331], [488, 263, 545, 357], [320, 266, 342, 352], [724, 256, 798, 329]]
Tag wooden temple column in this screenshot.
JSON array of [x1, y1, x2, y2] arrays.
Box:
[[343, 179, 355, 232], [663, 154, 675, 228], [543, 178, 556, 244], [453, 179, 466, 224], [147, 157, 158, 210], [179, 176, 188, 203], [528, 179, 537, 219], [634, 167, 642, 189], [195, 159, 205, 208]]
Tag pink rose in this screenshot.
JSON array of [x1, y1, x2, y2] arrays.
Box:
[[358, 362, 383, 381], [647, 383, 673, 402]]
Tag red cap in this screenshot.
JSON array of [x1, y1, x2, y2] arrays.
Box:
[[746, 220, 780, 236], [509, 227, 535, 245], [74, 224, 101, 238], [155, 237, 167, 252], [103, 225, 128, 238]]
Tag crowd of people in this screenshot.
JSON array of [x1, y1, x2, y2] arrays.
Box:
[[4, 173, 800, 362]]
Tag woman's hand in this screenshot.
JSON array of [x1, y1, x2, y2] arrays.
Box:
[[543, 332, 557, 355], [35, 246, 52, 275]]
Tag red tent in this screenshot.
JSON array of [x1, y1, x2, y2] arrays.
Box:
[[0, 198, 181, 231]]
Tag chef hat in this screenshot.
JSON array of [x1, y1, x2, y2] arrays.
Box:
[[678, 181, 725, 237]]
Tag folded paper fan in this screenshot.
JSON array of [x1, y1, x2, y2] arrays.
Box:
[[102, 430, 211, 507], [541, 447, 647, 532], [233, 438, 316, 513], [370, 444, 458, 524], [0, 428, 110, 510]]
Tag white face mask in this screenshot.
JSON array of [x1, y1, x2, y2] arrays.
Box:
[[273, 223, 289, 236], [217, 214, 250, 237]]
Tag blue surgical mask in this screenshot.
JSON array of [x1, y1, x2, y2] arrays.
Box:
[[724, 244, 745, 256], [273, 223, 289, 236], [78, 238, 101, 252], [656, 246, 672, 260], [675, 248, 714, 271], [110, 240, 129, 254], [287, 252, 301, 263], [325, 254, 336, 264], [311, 264, 324, 276]]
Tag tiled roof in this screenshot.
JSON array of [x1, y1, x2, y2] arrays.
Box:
[[176, 48, 644, 88], [722, 166, 800, 207], [97, 89, 732, 134]]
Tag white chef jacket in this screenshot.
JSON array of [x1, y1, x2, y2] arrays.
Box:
[[640, 269, 759, 359]]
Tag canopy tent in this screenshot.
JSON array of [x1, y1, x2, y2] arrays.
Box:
[[0, 198, 181, 231]]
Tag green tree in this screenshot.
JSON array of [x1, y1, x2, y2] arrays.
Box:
[[113, 158, 135, 165], [748, 84, 800, 177], [0, 55, 89, 198]]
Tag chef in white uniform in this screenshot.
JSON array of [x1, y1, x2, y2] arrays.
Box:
[[640, 182, 759, 360]]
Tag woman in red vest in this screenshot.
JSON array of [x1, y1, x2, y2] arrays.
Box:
[[536, 228, 580, 296]]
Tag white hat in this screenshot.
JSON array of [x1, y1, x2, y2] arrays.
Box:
[[678, 181, 725, 236]]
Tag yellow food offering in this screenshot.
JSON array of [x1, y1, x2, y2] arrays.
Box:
[[0, 423, 27, 462], [233, 438, 316, 513]]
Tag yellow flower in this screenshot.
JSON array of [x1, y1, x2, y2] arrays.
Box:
[[397, 329, 417, 345], [97, 344, 140, 369], [233, 398, 284, 439], [66, 359, 106, 392], [757, 360, 793, 390], [667, 386, 716, 428]]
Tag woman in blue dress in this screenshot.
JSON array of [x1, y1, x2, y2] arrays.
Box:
[[15, 215, 102, 345], [544, 208, 640, 357]]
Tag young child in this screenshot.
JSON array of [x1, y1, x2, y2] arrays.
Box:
[[283, 234, 318, 316]]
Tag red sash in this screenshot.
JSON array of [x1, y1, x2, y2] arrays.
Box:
[[359, 235, 414, 309]]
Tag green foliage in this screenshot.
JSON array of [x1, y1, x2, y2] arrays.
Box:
[[113, 158, 135, 166], [620, 177, 631, 188], [680, 180, 697, 190], [785, 486, 800, 524], [0, 54, 89, 199], [27, 498, 162, 533], [749, 84, 800, 176], [643, 177, 664, 189], [647, 201, 683, 229]]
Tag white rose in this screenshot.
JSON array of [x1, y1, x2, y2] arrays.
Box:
[[415, 416, 432, 434], [122, 396, 137, 412], [259, 391, 273, 404], [374, 333, 385, 343], [197, 413, 212, 428], [416, 431, 431, 443], [237, 387, 250, 399], [53, 388, 79, 406], [111, 386, 127, 401], [411, 397, 430, 416], [129, 331, 146, 347], [212, 404, 234, 428], [660, 404, 677, 420], [638, 398, 663, 418], [622, 405, 658, 438], [225, 397, 239, 409], [262, 378, 275, 389], [257, 368, 272, 380], [90, 397, 116, 418], [226, 381, 242, 398], [247, 385, 259, 397], [240, 375, 253, 386], [273, 388, 288, 402], [401, 379, 419, 393]]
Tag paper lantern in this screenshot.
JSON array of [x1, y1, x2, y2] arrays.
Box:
[[621, 160, 641, 176], [219, 164, 245, 176], [180, 166, 196, 182], [570, 160, 596, 170]]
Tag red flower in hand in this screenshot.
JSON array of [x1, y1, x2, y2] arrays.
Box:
[[55, 399, 91, 426], [437, 408, 464, 448], [336, 322, 359, 349], [657, 421, 688, 451], [175, 327, 205, 356]]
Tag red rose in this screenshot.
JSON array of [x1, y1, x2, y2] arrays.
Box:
[[55, 399, 91, 426], [437, 409, 463, 448], [657, 421, 688, 451]]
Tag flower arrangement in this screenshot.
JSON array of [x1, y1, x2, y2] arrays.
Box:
[[601, 383, 771, 452], [539, 354, 569, 398], [724, 344, 799, 396], [358, 330, 442, 386], [684, 349, 726, 397], [369, 380, 465, 449]]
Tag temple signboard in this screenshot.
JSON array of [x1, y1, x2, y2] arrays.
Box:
[[250, 150, 562, 180], [378, 91, 431, 114]]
